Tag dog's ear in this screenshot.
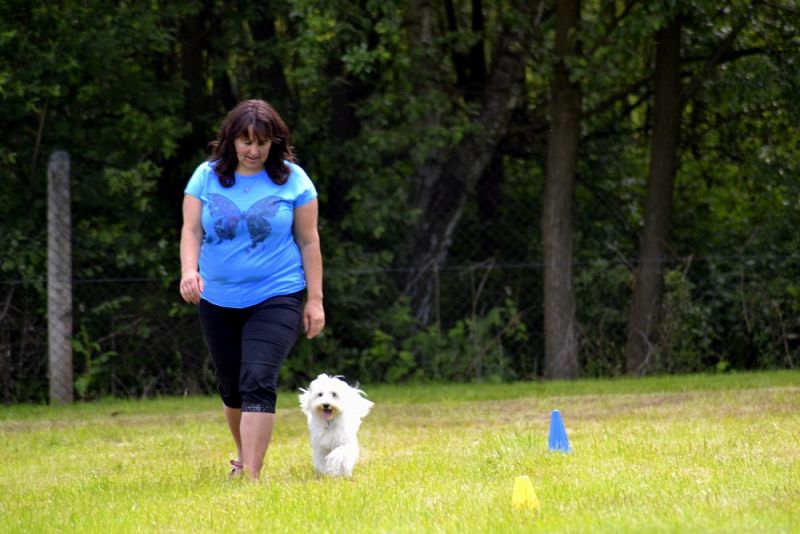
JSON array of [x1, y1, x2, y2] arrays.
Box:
[[298, 388, 311, 415], [352, 390, 374, 419]]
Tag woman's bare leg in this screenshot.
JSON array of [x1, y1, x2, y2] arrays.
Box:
[[224, 405, 243, 462], [240, 412, 275, 480]]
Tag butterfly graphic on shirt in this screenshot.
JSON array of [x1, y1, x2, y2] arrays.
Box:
[[205, 193, 282, 249]]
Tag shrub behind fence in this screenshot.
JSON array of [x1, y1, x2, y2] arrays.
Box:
[[2, 252, 797, 404]]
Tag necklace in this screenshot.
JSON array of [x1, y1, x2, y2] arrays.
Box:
[[237, 170, 262, 194]]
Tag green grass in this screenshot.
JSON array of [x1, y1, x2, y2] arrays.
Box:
[[1, 371, 798, 533]]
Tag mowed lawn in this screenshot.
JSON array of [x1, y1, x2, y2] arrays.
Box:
[[1, 371, 798, 533]]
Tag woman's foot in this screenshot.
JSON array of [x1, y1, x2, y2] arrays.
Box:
[[229, 459, 244, 479]]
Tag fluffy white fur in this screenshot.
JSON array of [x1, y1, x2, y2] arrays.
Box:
[[298, 374, 374, 477]]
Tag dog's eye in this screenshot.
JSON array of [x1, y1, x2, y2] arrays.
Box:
[[331, 392, 338, 398], [317, 392, 323, 397]]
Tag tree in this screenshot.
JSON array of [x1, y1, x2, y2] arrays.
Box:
[[625, 14, 683, 374], [398, 0, 544, 325], [626, 2, 756, 374], [1, 1, 798, 401], [542, 0, 582, 379]]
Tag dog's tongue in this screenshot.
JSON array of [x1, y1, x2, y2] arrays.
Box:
[[323, 409, 333, 420]]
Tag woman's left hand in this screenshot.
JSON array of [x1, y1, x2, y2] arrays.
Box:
[[303, 299, 325, 339]]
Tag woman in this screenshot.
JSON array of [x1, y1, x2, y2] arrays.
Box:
[[179, 99, 324, 480]]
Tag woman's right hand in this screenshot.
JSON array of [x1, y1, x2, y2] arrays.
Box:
[[179, 270, 205, 304]]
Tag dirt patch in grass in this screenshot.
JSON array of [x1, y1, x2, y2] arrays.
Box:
[[365, 386, 800, 430]]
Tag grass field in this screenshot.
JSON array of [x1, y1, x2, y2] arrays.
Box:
[[1, 371, 798, 533]]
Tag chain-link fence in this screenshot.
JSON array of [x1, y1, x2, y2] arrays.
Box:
[[1, 278, 214, 403], [0, 265, 540, 404], [1, 149, 797, 404], [3, 253, 797, 404], [3, 146, 547, 403]]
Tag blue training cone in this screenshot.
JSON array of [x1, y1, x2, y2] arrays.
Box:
[[548, 410, 571, 452]]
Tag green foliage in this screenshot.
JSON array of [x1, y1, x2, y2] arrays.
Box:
[[1, 1, 799, 402], [656, 267, 715, 373], [352, 298, 529, 384], [72, 323, 117, 400], [575, 261, 631, 376]]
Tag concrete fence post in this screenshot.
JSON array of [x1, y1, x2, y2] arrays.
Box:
[[47, 150, 73, 404]]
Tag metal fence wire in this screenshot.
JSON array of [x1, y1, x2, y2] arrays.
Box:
[[0, 268, 536, 404], [2, 256, 798, 404], [0, 151, 797, 404]]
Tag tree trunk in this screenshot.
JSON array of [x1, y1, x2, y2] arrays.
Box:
[[542, 0, 581, 379], [446, 0, 486, 101], [322, 39, 371, 226], [178, 4, 211, 148], [400, 7, 531, 324], [248, 7, 292, 113], [625, 16, 682, 375]]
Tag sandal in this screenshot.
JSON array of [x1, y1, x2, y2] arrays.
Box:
[[229, 459, 244, 479]]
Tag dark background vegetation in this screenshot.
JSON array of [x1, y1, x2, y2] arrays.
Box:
[[1, 0, 798, 402]]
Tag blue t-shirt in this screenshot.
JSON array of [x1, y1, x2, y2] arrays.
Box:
[[184, 160, 317, 308]]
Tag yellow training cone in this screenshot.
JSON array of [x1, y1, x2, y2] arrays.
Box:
[[511, 475, 540, 512]]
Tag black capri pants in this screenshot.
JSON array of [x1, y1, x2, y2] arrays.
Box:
[[198, 291, 305, 414]]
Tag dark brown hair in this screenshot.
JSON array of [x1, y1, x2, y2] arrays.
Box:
[[208, 99, 296, 186]]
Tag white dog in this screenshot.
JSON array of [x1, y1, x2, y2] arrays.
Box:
[[298, 374, 374, 477]]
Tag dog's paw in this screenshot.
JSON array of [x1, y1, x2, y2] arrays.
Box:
[[324, 445, 358, 478]]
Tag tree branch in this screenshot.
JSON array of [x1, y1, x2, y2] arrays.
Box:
[[0, 286, 14, 323], [584, 76, 650, 118], [761, 0, 800, 16], [584, 0, 641, 60], [682, 1, 759, 104]]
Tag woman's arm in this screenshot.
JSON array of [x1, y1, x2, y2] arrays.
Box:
[[293, 199, 325, 338], [179, 194, 205, 304]]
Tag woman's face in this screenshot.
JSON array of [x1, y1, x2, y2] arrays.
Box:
[[234, 130, 271, 175]]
